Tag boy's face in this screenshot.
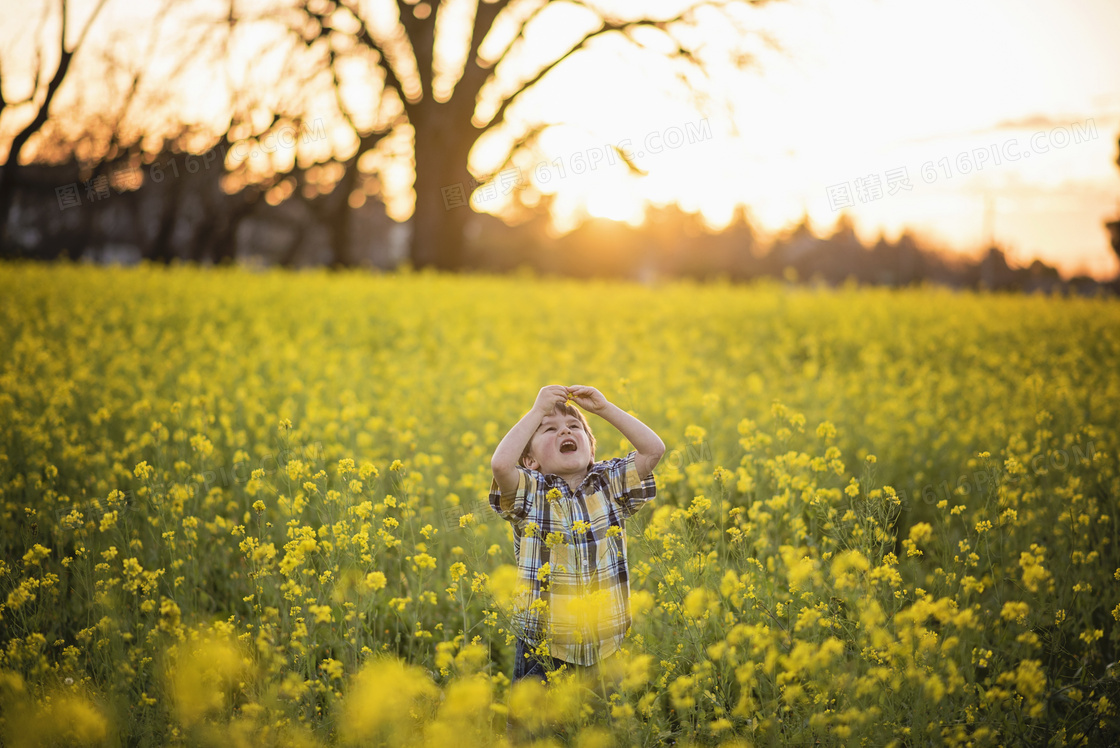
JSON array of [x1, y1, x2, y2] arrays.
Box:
[[523, 411, 593, 475]]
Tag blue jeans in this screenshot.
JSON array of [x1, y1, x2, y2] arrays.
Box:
[[512, 637, 571, 682], [507, 638, 617, 740]]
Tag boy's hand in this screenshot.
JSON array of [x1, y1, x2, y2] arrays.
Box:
[[532, 385, 570, 416], [567, 385, 609, 414]]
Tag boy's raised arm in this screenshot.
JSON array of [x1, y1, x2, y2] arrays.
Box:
[[568, 385, 665, 479], [491, 385, 568, 496]]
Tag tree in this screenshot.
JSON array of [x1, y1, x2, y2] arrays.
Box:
[[1107, 134, 1120, 278], [223, 0, 782, 271], [0, 0, 110, 252]]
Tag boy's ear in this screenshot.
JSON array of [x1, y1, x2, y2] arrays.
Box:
[[523, 452, 540, 471]]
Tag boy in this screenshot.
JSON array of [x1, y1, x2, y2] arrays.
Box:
[[489, 384, 664, 728]]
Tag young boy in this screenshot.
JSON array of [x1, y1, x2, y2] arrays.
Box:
[[489, 384, 664, 724]]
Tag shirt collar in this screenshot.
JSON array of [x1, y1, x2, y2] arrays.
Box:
[[539, 460, 602, 487]]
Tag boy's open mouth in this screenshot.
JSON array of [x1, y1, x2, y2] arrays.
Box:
[[559, 439, 577, 453]]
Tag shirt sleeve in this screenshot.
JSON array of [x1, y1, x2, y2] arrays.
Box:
[[603, 450, 657, 518], [488, 466, 537, 525]]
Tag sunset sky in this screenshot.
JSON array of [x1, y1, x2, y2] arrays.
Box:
[[491, 0, 1120, 280], [4, 0, 1120, 279]]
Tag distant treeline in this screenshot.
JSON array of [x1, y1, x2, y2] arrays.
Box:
[[1, 148, 1116, 296], [468, 206, 1114, 296]]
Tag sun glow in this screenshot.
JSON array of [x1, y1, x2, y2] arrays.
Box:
[[471, 0, 1120, 279], [584, 183, 645, 225]]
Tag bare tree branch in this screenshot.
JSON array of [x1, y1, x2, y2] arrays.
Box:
[[0, 0, 111, 251], [3, 1, 109, 159], [469, 0, 512, 64], [98, 1, 176, 155], [483, 0, 768, 133], [486, 0, 549, 72], [447, 0, 510, 113], [470, 120, 550, 187], [482, 15, 661, 132], [396, 0, 437, 102], [334, 0, 415, 112]]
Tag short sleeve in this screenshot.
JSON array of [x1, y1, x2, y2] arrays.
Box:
[[602, 450, 657, 518], [488, 466, 537, 525]]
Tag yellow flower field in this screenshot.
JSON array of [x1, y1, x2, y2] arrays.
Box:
[[0, 259, 1118, 746]]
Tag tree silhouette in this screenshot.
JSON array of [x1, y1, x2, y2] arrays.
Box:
[[0, 0, 109, 250], [227, 0, 782, 271], [1107, 134, 1120, 276]]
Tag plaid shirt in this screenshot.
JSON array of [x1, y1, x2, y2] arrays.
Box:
[[488, 450, 657, 665]]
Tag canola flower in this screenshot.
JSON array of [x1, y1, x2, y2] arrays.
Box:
[[0, 260, 1118, 746]]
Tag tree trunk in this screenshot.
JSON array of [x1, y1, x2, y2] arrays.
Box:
[[212, 191, 260, 265], [324, 163, 359, 269], [148, 176, 184, 264], [0, 167, 20, 258], [279, 222, 305, 268], [409, 102, 477, 271]]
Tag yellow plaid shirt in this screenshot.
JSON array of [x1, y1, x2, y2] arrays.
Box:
[[488, 451, 657, 665]]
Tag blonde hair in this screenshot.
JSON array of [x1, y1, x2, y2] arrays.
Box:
[[519, 403, 597, 470]]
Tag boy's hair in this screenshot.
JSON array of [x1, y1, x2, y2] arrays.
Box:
[[519, 402, 597, 470]]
